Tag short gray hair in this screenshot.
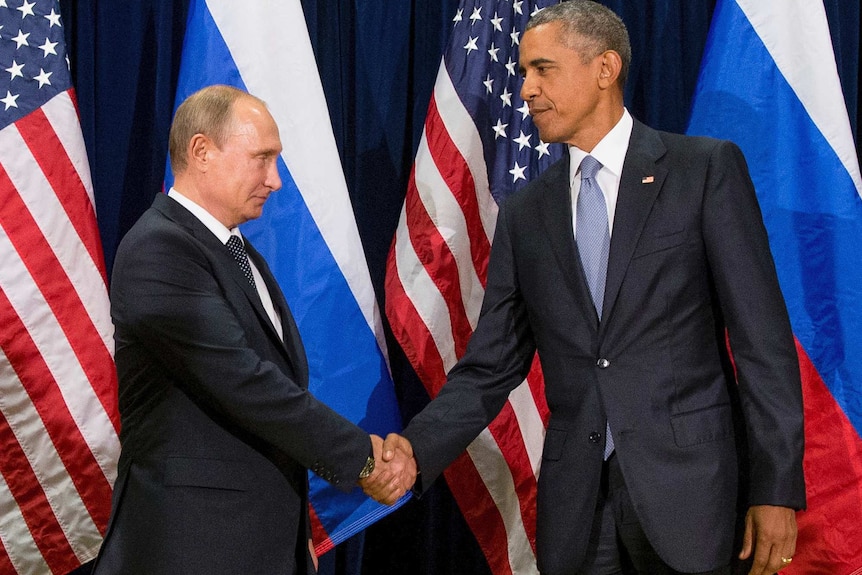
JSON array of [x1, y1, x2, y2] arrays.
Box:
[[527, 1, 631, 88], [168, 85, 264, 174]]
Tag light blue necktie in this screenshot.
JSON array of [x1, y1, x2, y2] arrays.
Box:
[[576, 155, 614, 459]]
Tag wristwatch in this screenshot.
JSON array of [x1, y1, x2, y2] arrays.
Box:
[[358, 454, 375, 479]]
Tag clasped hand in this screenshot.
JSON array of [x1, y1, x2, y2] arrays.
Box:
[[358, 433, 417, 505]]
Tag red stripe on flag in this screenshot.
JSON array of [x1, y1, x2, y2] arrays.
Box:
[[0, 539, 16, 574], [16, 106, 108, 285], [0, 410, 77, 575], [526, 355, 550, 426], [404, 168, 474, 359], [309, 503, 334, 556], [424, 95, 491, 285], [385, 240, 451, 396], [787, 341, 862, 575], [0, 287, 113, 531], [0, 166, 119, 433], [444, 451, 515, 575]]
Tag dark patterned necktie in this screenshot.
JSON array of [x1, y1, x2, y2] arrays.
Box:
[[226, 235, 257, 289]]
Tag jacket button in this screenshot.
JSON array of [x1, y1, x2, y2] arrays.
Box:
[[597, 358, 610, 368], [589, 431, 602, 443]]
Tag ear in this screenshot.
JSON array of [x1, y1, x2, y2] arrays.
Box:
[[188, 133, 210, 171], [597, 50, 623, 89]]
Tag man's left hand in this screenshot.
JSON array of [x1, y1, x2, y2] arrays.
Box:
[[739, 505, 797, 575]]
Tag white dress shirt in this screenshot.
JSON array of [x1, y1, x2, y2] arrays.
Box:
[[569, 108, 634, 239]]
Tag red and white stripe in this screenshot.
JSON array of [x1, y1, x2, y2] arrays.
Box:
[[0, 90, 119, 575], [385, 61, 549, 575]]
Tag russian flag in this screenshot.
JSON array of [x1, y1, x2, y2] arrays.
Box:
[[166, 0, 409, 554], [687, 0, 862, 572]]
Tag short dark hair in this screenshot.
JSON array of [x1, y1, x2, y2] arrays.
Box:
[[527, 1, 631, 88], [168, 85, 263, 174]]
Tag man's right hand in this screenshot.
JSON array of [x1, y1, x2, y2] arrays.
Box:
[[358, 434, 417, 505]]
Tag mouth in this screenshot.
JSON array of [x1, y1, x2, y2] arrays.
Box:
[[529, 107, 548, 119]]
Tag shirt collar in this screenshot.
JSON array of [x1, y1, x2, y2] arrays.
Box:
[[167, 188, 243, 245], [568, 108, 633, 180]]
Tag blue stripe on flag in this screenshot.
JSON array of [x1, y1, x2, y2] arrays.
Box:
[[687, 0, 862, 433], [168, 0, 407, 547]]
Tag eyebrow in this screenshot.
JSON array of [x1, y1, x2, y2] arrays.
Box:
[[520, 57, 556, 72], [527, 57, 555, 66]]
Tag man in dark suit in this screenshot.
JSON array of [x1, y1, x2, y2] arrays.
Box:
[[93, 85, 412, 574], [383, 2, 805, 574]]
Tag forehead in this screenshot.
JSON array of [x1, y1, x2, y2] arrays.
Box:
[[226, 99, 281, 148], [520, 22, 575, 62]]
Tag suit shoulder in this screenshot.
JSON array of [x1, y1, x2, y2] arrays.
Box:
[[113, 201, 213, 279], [656, 128, 741, 158], [117, 206, 187, 252]]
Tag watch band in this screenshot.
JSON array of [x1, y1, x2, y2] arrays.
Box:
[[358, 454, 375, 479]]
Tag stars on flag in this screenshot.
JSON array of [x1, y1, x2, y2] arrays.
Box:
[[16, 0, 34, 18], [464, 35, 479, 54], [38, 36, 56, 56], [44, 7, 59, 27], [491, 13, 503, 32], [513, 130, 532, 150], [488, 42, 499, 62], [5, 59, 23, 79], [1, 0, 72, 128], [1, 89, 18, 109], [12, 28, 29, 47], [33, 66, 50, 87], [509, 161, 527, 182], [500, 87, 512, 107], [492, 118, 508, 139], [449, 0, 564, 187]]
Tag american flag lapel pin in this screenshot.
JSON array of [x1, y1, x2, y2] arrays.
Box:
[[642, 175, 655, 184]]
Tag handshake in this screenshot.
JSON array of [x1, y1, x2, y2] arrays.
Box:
[[357, 433, 418, 505]]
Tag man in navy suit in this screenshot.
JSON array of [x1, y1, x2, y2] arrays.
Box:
[[93, 85, 412, 574], [384, 2, 805, 574]]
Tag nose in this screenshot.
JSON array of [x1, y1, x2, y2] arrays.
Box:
[[520, 73, 538, 103], [266, 159, 282, 192]]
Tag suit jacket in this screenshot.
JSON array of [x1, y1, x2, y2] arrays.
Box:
[[93, 193, 370, 575], [403, 121, 806, 574]]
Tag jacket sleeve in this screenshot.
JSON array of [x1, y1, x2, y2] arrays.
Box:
[[402, 199, 538, 489], [701, 140, 806, 509]]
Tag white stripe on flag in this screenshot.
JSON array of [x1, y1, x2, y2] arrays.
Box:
[[736, 0, 862, 196], [206, 0, 388, 356], [508, 382, 546, 478]]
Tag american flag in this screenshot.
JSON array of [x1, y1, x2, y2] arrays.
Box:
[[385, 1, 562, 573], [0, 1, 119, 573]]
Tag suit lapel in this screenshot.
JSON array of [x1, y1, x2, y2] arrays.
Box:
[[153, 194, 304, 376], [244, 241, 309, 379], [600, 121, 668, 333], [538, 157, 600, 326]]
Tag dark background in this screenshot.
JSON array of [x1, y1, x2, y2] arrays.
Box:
[[59, 1, 860, 573]]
